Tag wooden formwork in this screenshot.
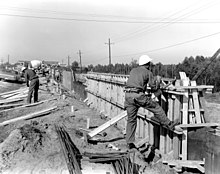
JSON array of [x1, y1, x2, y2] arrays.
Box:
[[82, 72, 214, 160]]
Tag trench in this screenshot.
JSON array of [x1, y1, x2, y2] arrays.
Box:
[[72, 81, 87, 101]]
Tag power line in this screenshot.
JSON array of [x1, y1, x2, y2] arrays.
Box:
[[84, 31, 220, 64], [113, 0, 219, 43], [82, 0, 219, 57], [115, 31, 220, 58], [1, 6, 218, 22], [112, 0, 202, 42], [83, 0, 218, 55], [1, 13, 220, 24]]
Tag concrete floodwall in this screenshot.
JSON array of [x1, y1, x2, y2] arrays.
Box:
[[78, 72, 214, 162]]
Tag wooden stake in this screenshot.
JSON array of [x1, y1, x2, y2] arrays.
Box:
[[86, 118, 90, 129]]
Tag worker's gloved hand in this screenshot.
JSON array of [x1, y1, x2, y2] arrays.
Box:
[[154, 75, 162, 89], [155, 75, 162, 83]]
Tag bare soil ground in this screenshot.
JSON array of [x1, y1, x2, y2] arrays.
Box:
[[0, 79, 219, 174]]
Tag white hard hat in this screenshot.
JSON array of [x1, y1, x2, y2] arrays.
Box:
[[21, 67, 26, 72], [31, 60, 42, 69], [138, 55, 152, 65]]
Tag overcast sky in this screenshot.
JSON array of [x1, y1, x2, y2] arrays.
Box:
[[0, 0, 220, 66]]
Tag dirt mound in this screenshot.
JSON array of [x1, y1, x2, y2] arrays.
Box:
[[0, 121, 67, 174]]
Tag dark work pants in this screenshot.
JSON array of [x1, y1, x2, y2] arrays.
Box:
[[124, 92, 171, 144], [27, 78, 39, 103]]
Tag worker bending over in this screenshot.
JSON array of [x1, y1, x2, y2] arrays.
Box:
[[24, 60, 41, 103], [124, 55, 182, 150]]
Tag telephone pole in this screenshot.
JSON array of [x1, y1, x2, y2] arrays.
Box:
[[105, 38, 113, 65], [77, 50, 82, 73], [67, 55, 70, 68], [8, 55, 9, 64]]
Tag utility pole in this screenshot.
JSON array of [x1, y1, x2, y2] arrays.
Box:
[[105, 38, 113, 65], [77, 50, 82, 73], [67, 55, 70, 68], [8, 55, 9, 64]]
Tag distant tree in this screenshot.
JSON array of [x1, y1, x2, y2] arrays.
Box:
[[129, 59, 138, 69]]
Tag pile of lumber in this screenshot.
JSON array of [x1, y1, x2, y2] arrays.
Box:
[[0, 87, 28, 100], [0, 106, 57, 126]]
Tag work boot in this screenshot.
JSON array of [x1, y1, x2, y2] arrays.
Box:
[[168, 119, 183, 132]]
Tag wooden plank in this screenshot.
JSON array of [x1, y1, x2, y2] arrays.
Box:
[[0, 98, 23, 105], [135, 136, 149, 148], [175, 85, 214, 90], [168, 96, 174, 152], [0, 106, 57, 126], [173, 95, 181, 159], [0, 103, 23, 109], [182, 94, 188, 160], [188, 95, 194, 124], [137, 112, 183, 135], [136, 117, 140, 138], [163, 159, 205, 165], [88, 111, 127, 138], [0, 87, 27, 96], [160, 127, 166, 154], [144, 120, 149, 139], [8, 94, 28, 99], [1, 89, 28, 99], [179, 72, 187, 79], [0, 98, 56, 114], [179, 123, 220, 128], [163, 160, 205, 173], [191, 81, 201, 123]]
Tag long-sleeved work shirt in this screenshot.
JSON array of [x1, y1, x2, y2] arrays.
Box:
[[24, 69, 38, 86], [126, 66, 158, 92]]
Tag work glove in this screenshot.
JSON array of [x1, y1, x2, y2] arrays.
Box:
[[155, 75, 162, 83], [154, 75, 162, 89]]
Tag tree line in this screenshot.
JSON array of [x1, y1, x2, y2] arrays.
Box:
[[72, 55, 220, 92]]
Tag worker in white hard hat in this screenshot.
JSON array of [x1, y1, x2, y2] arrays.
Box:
[[124, 55, 182, 150], [24, 61, 40, 103]]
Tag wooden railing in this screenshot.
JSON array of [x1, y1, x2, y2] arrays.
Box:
[[76, 72, 214, 160]]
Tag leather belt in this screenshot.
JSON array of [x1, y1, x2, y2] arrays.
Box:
[[124, 88, 144, 93], [30, 76, 39, 81]]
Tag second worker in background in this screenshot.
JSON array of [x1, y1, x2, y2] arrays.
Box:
[[24, 60, 41, 103]]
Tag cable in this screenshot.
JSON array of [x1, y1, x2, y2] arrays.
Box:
[[84, 31, 220, 65], [115, 31, 220, 57], [0, 6, 198, 21], [84, 0, 219, 56], [113, 0, 219, 43]]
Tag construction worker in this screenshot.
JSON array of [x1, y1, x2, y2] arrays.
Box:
[[24, 61, 40, 103], [124, 55, 182, 150]]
